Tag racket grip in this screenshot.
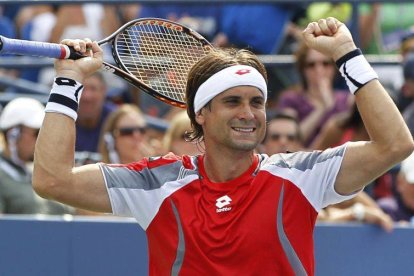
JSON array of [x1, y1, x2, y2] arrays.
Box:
[[0, 35, 84, 60]]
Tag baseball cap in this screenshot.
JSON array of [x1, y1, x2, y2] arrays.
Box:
[[0, 97, 45, 130], [403, 53, 414, 81], [400, 152, 414, 183]]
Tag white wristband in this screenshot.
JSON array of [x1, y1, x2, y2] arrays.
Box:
[[45, 77, 84, 121], [336, 49, 378, 94]]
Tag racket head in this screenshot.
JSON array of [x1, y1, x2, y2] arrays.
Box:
[[108, 18, 214, 108]]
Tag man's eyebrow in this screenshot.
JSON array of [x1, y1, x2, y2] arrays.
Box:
[[252, 95, 265, 100], [221, 95, 241, 100]]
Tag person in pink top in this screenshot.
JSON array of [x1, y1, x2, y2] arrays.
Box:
[[277, 42, 353, 146], [33, 18, 413, 275]]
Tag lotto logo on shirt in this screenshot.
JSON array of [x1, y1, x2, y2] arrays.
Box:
[[216, 195, 232, 213]]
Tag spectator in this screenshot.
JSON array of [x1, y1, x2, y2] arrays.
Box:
[[388, 34, 414, 115], [0, 6, 18, 90], [359, 3, 414, 55], [319, 191, 394, 232], [377, 152, 414, 223], [400, 30, 414, 60], [75, 72, 117, 164], [0, 6, 15, 39], [16, 5, 57, 83], [311, 103, 368, 150], [214, 4, 302, 100], [311, 103, 394, 200], [0, 98, 73, 214], [261, 109, 393, 231], [138, 4, 221, 42], [162, 111, 203, 156], [98, 104, 154, 164], [260, 112, 303, 155], [214, 4, 297, 55], [277, 42, 353, 146], [50, 4, 120, 44], [401, 54, 414, 135]]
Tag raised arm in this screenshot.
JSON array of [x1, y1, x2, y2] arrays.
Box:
[[33, 39, 112, 213], [302, 18, 414, 195]]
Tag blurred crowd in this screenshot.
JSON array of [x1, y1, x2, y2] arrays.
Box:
[[1, 2, 414, 230]]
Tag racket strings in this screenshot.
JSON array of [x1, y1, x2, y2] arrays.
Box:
[[115, 22, 210, 104]]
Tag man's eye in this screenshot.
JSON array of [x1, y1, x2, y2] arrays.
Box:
[[252, 99, 264, 107], [225, 99, 238, 104]]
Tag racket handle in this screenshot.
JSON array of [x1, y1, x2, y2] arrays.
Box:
[[0, 35, 84, 60]]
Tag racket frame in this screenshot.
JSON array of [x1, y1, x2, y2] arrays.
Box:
[[100, 18, 214, 108]]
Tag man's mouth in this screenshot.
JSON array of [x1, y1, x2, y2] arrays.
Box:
[[232, 127, 255, 133]]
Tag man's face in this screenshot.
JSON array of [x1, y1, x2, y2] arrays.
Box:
[[113, 112, 147, 163], [196, 86, 266, 152], [262, 119, 300, 155], [78, 75, 107, 121], [17, 126, 39, 162], [304, 49, 335, 89]]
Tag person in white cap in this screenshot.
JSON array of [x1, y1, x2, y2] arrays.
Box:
[[0, 98, 73, 214], [33, 18, 413, 275], [377, 152, 414, 223]]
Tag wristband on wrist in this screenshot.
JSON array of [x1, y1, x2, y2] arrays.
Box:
[[45, 77, 84, 121], [336, 48, 378, 95]]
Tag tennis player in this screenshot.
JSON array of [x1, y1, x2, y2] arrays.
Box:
[[33, 18, 413, 275]]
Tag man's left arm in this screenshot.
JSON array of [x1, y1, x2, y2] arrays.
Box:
[[335, 79, 413, 194], [303, 17, 414, 195]]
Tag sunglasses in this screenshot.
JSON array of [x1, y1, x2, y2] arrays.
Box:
[[305, 60, 333, 69], [114, 126, 146, 137], [269, 133, 297, 142]]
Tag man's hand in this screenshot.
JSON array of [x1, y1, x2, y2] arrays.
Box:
[[302, 17, 357, 61], [54, 38, 103, 83]]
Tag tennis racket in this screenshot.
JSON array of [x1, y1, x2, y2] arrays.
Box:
[[0, 18, 214, 108]]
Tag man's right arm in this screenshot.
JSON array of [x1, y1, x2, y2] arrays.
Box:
[[33, 39, 112, 213]]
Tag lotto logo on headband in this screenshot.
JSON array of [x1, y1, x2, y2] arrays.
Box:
[[235, 69, 251, 75]]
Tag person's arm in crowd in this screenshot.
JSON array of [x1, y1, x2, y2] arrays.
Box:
[[310, 113, 346, 150], [319, 191, 394, 232], [300, 77, 336, 143], [358, 4, 380, 52], [303, 18, 414, 195], [33, 39, 112, 213], [318, 204, 393, 232]]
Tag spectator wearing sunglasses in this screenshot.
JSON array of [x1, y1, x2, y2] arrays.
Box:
[[277, 42, 353, 147], [260, 112, 303, 155], [98, 104, 155, 164], [162, 111, 203, 156]]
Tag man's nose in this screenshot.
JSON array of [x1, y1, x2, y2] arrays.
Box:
[[237, 104, 255, 120]]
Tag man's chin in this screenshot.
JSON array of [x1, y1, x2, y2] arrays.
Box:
[[231, 141, 259, 151]]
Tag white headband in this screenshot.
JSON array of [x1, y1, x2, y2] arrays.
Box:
[[193, 65, 267, 113]]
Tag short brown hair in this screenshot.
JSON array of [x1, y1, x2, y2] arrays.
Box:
[[185, 48, 267, 142]]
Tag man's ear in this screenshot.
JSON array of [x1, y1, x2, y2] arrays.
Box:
[[195, 109, 205, 125]]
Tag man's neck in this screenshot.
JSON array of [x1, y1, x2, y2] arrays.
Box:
[[202, 149, 256, 183]]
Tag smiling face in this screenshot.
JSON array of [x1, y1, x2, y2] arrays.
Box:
[[195, 86, 266, 153]]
